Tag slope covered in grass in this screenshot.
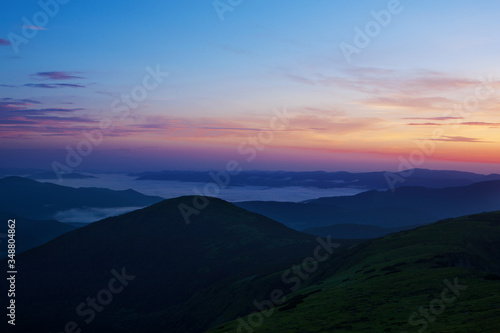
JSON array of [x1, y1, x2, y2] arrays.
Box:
[[209, 212, 500, 332]]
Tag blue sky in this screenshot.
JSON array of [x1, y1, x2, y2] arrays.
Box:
[[1, 0, 500, 173]]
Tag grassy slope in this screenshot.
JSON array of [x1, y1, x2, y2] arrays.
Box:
[[208, 212, 500, 332]]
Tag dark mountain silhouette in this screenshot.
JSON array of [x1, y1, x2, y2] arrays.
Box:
[[0, 176, 163, 220], [209, 211, 500, 332], [309, 180, 500, 218], [235, 201, 435, 229], [0, 212, 75, 259], [3, 199, 500, 332], [28, 171, 97, 180], [134, 168, 500, 189], [2, 196, 322, 333], [303, 223, 421, 239], [236, 180, 500, 229]]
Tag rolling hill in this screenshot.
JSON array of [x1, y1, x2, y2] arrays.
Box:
[[1, 196, 324, 333], [303, 223, 420, 239], [209, 211, 500, 332], [0, 212, 76, 259], [3, 197, 499, 332], [0, 176, 163, 220]]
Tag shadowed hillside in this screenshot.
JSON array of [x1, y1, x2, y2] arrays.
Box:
[[3, 198, 500, 332], [209, 211, 500, 332], [236, 180, 500, 230], [1, 196, 321, 333], [0, 212, 75, 258], [0, 176, 163, 220]]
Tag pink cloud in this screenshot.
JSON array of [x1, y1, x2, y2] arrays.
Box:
[[431, 136, 493, 143], [403, 117, 463, 121]]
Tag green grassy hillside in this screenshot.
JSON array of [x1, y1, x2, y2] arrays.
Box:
[[208, 212, 500, 332]]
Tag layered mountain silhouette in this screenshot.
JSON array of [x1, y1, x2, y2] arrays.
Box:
[[236, 180, 500, 230], [0, 212, 75, 259], [0, 176, 163, 220], [28, 171, 97, 180], [2, 197, 500, 332], [209, 211, 500, 332], [2, 196, 322, 333], [134, 168, 500, 189]]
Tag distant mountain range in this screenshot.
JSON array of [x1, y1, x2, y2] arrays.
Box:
[[28, 172, 97, 180], [0, 167, 96, 180], [0, 212, 75, 259], [2, 198, 499, 332], [0, 176, 163, 220], [133, 168, 500, 189], [236, 180, 500, 230]]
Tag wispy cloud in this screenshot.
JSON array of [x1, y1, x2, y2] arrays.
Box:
[[14, 108, 85, 115], [0, 98, 40, 112], [1, 97, 40, 104], [431, 136, 493, 143], [363, 96, 453, 111], [403, 117, 463, 121], [407, 121, 500, 127], [407, 122, 442, 126], [27, 116, 96, 123], [0, 97, 94, 138], [21, 25, 47, 31], [24, 83, 86, 89], [461, 121, 500, 127], [32, 71, 84, 80], [281, 67, 500, 97]]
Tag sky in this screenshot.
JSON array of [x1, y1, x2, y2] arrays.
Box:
[[1, 0, 500, 174]]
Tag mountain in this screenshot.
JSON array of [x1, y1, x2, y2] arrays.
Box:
[[236, 180, 500, 229], [1, 196, 325, 333], [303, 223, 421, 239], [27, 171, 97, 180], [133, 168, 500, 190], [0, 212, 75, 259], [308, 180, 500, 218], [209, 211, 500, 332], [3, 198, 500, 332], [235, 201, 435, 229], [0, 176, 163, 220]]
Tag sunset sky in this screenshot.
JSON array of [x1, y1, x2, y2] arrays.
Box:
[[1, 0, 500, 173]]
